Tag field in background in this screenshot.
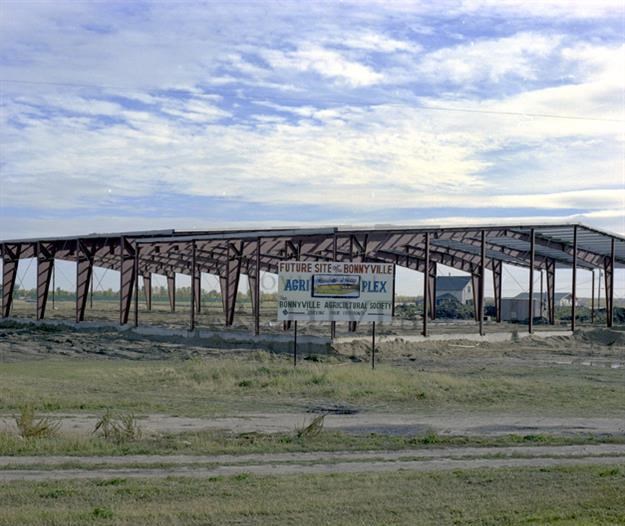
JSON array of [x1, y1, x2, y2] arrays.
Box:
[[8, 298, 578, 336]]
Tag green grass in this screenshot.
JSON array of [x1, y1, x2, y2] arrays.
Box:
[[1, 427, 623, 457], [0, 465, 623, 525], [1, 353, 624, 417]]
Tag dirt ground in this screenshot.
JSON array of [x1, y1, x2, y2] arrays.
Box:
[[1, 444, 624, 482], [2, 412, 624, 438]]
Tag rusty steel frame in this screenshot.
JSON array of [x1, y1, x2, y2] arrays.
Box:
[[1, 224, 623, 335]]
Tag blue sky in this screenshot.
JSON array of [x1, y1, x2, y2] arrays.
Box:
[[0, 1, 623, 295]]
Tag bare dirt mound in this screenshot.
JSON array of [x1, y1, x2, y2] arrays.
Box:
[[576, 328, 625, 347]]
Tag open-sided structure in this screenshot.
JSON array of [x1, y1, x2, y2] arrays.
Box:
[[2, 223, 623, 336]]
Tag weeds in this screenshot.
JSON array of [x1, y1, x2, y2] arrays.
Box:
[[14, 405, 60, 439], [94, 410, 142, 444], [296, 414, 325, 439]]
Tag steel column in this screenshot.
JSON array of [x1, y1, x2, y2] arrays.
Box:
[[540, 269, 545, 320], [546, 259, 556, 325], [492, 259, 502, 323], [36, 243, 54, 320], [190, 242, 196, 331], [571, 225, 577, 332], [52, 265, 55, 310], [331, 233, 337, 339], [429, 262, 437, 320], [605, 239, 615, 328], [143, 274, 152, 311], [591, 270, 595, 324], [422, 231, 430, 337], [391, 263, 397, 319], [222, 242, 242, 327], [248, 274, 257, 319], [598, 269, 602, 312], [479, 230, 485, 336], [193, 269, 201, 314], [76, 240, 94, 323], [119, 237, 136, 325], [254, 238, 261, 335], [471, 273, 479, 322], [167, 274, 176, 312], [134, 246, 139, 328], [2, 244, 20, 318], [528, 228, 535, 334]]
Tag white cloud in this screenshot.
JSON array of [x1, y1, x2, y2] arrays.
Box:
[[339, 32, 421, 53], [259, 45, 384, 87], [417, 32, 563, 84]]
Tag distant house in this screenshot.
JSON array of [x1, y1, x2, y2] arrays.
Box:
[[514, 292, 577, 307], [435, 276, 473, 305]]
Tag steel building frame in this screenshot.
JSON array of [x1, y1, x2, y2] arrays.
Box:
[[2, 223, 623, 335]]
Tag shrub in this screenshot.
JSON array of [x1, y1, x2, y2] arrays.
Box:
[[295, 414, 325, 439], [14, 405, 60, 439], [94, 410, 142, 444]]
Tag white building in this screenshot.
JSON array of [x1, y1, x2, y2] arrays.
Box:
[[435, 276, 473, 305], [514, 292, 577, 307]]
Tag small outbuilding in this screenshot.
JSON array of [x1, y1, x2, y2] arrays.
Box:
[[435, 276, 473, 305], [500, 297, 542, 322], [514, 292, 577, 307]]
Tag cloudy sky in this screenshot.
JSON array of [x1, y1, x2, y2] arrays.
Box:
[[0, 0, 623, 297], [1, 0, 623, 242]]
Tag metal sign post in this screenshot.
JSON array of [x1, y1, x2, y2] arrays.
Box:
[[293, 320, 298, 367], [371, 321, 376, 370]]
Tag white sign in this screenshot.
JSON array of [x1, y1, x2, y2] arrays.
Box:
[[277, 261, 394, 322]]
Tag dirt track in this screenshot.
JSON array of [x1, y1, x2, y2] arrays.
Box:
[[2, 444, 624, 481], [3, 412, 625, 437]]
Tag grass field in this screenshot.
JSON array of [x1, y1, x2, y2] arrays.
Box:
[[1, 351, 624, 418], [0, 465, 623, 525], [1, 320, 624, 524]]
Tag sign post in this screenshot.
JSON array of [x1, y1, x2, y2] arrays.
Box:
[[277, 261, 394, 367]]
